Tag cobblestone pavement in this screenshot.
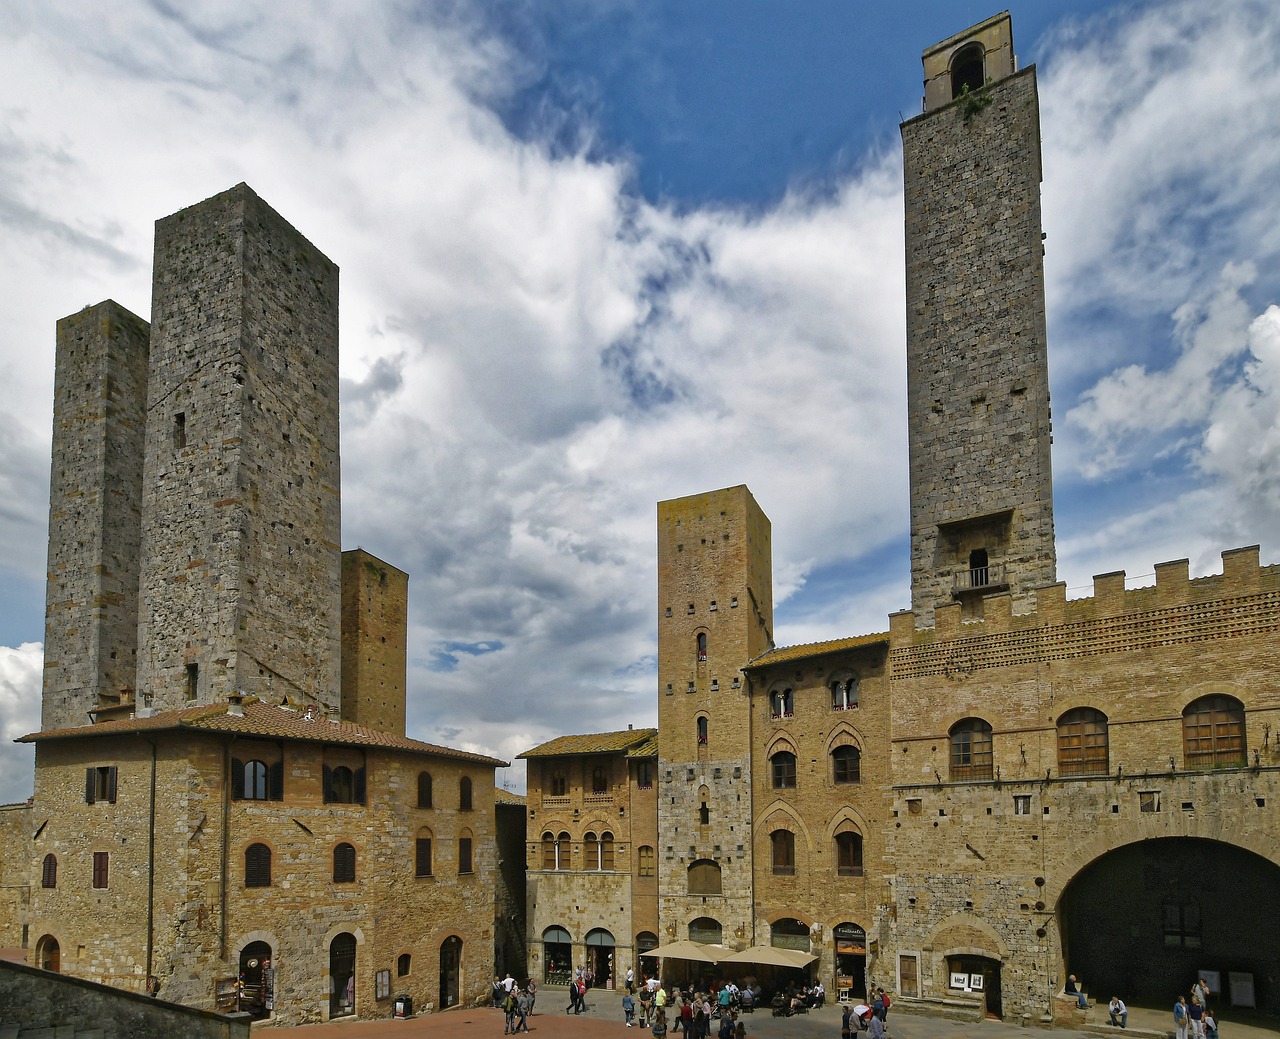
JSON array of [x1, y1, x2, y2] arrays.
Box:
[[255, 989, 1277, 1039]]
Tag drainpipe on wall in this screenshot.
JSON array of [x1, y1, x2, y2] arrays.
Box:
[[145, 735, 157, 984]]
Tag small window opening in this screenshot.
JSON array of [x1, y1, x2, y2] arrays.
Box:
[[173, 412, 186, 449], [185, 663, 198, 701]]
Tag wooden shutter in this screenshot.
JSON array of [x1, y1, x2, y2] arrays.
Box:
[[230, 758, 245, 800], [269, 760, 285, 801], [85, 768, 96, 804]]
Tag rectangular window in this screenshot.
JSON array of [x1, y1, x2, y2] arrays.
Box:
[[638, 846, 655, 877], [1013, 795, 1031, 815], [416, 838, 432, 877], [458, 837, 473, 875], [636, 760, 653, 790], [92, 851, 109, 889], [1140, 791, 1161, 813], [85, 765, 118, 805], [185, 663, 198, 700], [173, 412, 186, 449]]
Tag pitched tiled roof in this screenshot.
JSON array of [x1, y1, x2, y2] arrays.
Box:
[[626, 731, 658, 758], [743, 631, 889, 670], [495, 788, 527, 806], [18, 698, 508, 767], [517, 728, 658, 759]]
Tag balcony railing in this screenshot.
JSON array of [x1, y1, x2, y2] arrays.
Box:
[[953, 563, 1007, 593]]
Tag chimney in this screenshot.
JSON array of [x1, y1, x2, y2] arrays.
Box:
[[228, 693, 245, 718]]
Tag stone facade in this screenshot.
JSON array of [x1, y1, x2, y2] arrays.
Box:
[[902, 12, 1055, 626], [0, 800, 32, 949], [519, 729, 657, 987], [22, 700, 503, 1025], [42, 302, 150, 730]]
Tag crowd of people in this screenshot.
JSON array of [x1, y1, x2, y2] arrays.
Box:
[[620, 974, 755, 1038], [1069, 972, 1223, 1038]]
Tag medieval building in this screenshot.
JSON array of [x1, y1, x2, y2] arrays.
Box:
[[13, 184, 508, 1025], [520, 11, 1280, 1023]]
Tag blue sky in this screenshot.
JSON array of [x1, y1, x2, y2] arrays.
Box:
[[2, 0, 1279, 801]]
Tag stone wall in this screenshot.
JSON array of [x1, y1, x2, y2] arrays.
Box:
[[0, 958, 249, 1039], [0, 801, 31, 949], [136, 184, 341, 713], [42, 301, 149, 730]]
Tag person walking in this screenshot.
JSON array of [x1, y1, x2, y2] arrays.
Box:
[[1175, 996, 1190, 1039], [516, 987, 532, 1033], [623, 990, 636, 1027], [526, 978, 537, 1016], [502, 988, 519, 1035]]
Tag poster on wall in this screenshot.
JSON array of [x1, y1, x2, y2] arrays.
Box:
[[969, 974, 985, 991], [1228, 973, 1255, 1008], [950, 972, 969, 990]]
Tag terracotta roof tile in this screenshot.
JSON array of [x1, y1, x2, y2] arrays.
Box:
[[18, 698, 507, 767], [626, 732, 659, 758], [743, 631, 889, 669], [495, 789, 527, 806], [517, 728, 658, 759]]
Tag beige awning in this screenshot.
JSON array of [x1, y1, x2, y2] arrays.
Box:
[[646, 939, 732, 964], [719, 945, 817, 969]]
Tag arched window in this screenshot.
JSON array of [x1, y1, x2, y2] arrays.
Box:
[[771, 830, 796, 876], [601, 831, 615, 871], [699, 800, 710, 825], [334, 842, 356, 883], [245, 843, 271, 887], [689, 917, 722, 945], [1183, 695, 1246, 770], [41, 853, 57, 889], [458, 834, 473, 874], [832, 677, 859, 711], [557, 831, 571, 870], [416, 827, 433, 877], [638, 845, 655, 877], [697, 716, 708, 745], [398, 953, 412, 977], [459, 776, 473, 810], [950, 42, 986, 99], [696, 632, 708, 662], [770, 686, 794, 719], [591, 765, 608, 795], [1057, 707, 1109, 776], [418, 771, 433, 808], [244, 760, 269, 800], [832, 745, 861, 784], [549, 767, 567, 797], [835, 830, 864, 877], [541, 831, 556, 871], [688, 859, 722, 894], [771, 750, 797, 789], [585, 831, 599, 870], [949, 718, 993, 781]]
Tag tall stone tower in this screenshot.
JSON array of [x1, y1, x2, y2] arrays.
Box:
[[134, 184, 342, 712], [41, 302, 150, 730], [341, 549, 409, 735], [656, 485, 772, 947], [901, 12, 1056, 626]]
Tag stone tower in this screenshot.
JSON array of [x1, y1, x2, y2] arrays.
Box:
[[340, 549, 409, 735], [41, 302, 150, 730], [134, 184, 342, 712], [656, 485, 772, 947], [901, 12, 1056, 626]]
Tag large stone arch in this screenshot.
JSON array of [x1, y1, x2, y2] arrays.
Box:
[[926, 912, 1010, 962]]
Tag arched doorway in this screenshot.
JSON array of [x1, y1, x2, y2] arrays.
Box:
[[440, 935, 462, 1009], [947, 954, 1001, 1018], [637, 931, 658, 981], [770, 918, 809, 951], [586, 928, 614, 989], [329, 933, 356, 1018], [833, 923, 866, 1000], [36, 935, 59, 973], [1060, 837, 1280, 1014], [238, 940, 273, 1019], [543, 926, 572, 984]]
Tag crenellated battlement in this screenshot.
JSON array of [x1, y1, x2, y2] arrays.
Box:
[[890, 545, 1280, 658]]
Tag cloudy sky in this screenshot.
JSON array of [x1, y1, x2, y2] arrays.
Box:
[[3, 0, 1279, 802]]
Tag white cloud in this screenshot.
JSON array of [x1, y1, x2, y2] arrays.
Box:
[[0, 643, 40, 803]]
